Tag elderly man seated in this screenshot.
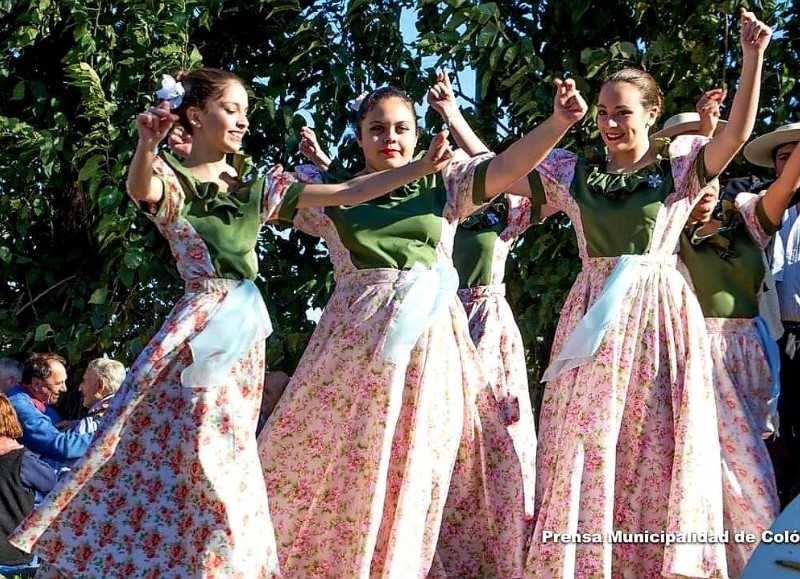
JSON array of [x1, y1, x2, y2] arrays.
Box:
[[6, 353, 92, 467], [72, 358, 125, 435]]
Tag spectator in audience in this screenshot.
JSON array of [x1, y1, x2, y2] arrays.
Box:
[[6, 354, 92, 467], [0, 394, 56, 571], [744, 122, 800, 506], [72, 358, 126, 436], [0, 358, 23, 393]]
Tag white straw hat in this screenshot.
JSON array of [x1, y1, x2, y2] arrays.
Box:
[[743, 122, 800, 168], [650, 112, 727, 139]]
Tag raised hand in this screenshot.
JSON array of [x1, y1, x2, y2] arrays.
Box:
[[696, 88, 727, 138], [167, 124, 193, 159], [739, 8, 772, 57], [136, 100, 177, 150], [299, 126, 332, 170], [422, 130, 454, 174], [553, 78, 588, 126], [427, 69, 459, 125]]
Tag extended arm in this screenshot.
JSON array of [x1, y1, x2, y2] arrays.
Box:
[[703, 9, 771, 178]]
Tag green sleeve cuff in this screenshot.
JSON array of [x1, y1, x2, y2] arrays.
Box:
[[756, 196, 781, 235], [528, 170, 546, 207], [277, 181, 305, 225], [530, 199, 542, 221], [471, 158, 492, 205]]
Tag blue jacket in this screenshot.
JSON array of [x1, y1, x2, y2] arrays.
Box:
[[6, 385, 91, 463]]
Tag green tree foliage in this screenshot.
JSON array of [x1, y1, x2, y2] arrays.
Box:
[[0, 0, 796, 417]]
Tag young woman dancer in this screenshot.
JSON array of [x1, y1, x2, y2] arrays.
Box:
[[525, 10, 770, 577], [9, 67, 454, 577], [258, 80, 586, 577], [663, 93, 794, 575]]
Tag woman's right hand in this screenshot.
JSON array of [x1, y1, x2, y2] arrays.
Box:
[[552, 78, 588, 127], [137, 100, 178, 150], [420, 130, 454, 174]]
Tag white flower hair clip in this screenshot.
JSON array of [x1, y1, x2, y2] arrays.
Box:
[[346, 91, 370, 113], [156, 74, 185, 108]]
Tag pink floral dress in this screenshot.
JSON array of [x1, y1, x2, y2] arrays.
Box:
[[681, 191, 781, 576], [526, 136, 728, 578], [454, 194, 539, 557], [10, 153, 299, 578], [257, 151, 527, 578]]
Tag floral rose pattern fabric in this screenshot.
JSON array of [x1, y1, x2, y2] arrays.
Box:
[[526, 136, 728, 578], [259, 153, 527, 578], [10, 156, 291, 578]]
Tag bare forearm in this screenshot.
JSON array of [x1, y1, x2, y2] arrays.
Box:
[[126, 141, 161, 202], [762, 144, 800, 224], [445, 109, 490, 156], [484, 115, 572, 199], [297, 160, 428, 208], [705, 54, 762, 177]]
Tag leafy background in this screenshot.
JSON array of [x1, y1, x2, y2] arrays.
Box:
[[0, 0, 796, 417]]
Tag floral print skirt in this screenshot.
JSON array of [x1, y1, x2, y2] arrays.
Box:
[[527, 258, 727, 578], [458, 284, 536, 573], [258, 268, 525, 578], [706, 317, 779, 577], [10, 279, 280, 578]]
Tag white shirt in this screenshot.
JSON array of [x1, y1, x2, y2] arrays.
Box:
[[772, 205, 800, 322]]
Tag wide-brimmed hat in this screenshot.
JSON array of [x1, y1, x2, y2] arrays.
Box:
[[743, 122, 800, 168], [650, 112, 727, 139]]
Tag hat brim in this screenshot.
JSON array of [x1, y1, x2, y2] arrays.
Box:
[[650, 119, 727, 140], [744, 128, 800, 168]]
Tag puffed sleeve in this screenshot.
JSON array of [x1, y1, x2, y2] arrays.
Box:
[[441, 149, 496, 222], [502, 194, 537, 240], [277, 164, 330, 238], [260, 165, 307, 226], [144, 155, 187, 222], [736, 191, 781, 249], [668, 135, 711, 202], [527, 149, 579, 213]]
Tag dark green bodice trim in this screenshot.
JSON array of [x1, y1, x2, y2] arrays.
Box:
[[471, 158, 492, 205], [680, 224, 765, 318], [681, 193, 769, 318], [161, 152, 263, 280], [454, 198, 508, 288], [573, 157, 673, 257], [320, 167, 447, 270]]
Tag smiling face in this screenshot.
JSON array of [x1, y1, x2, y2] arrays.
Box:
[[29, 360, 67, 406], [597, 81, 658, 157], [356, 96, 418, 173], [188, 80, 249, 154], [78, 367, 104, 408]]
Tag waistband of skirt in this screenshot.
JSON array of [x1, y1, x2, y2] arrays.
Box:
[[184, 277, 249, 293], [783, 320, 800, 332], [705, 317, 759, 333], [584, 254, 679, 268], [457, 283, 506, 301], [335, 267, 441, 287]]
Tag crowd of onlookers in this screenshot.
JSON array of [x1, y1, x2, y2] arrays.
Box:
[[0, 352, 289, 575], [0, 353, 125, 574]]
